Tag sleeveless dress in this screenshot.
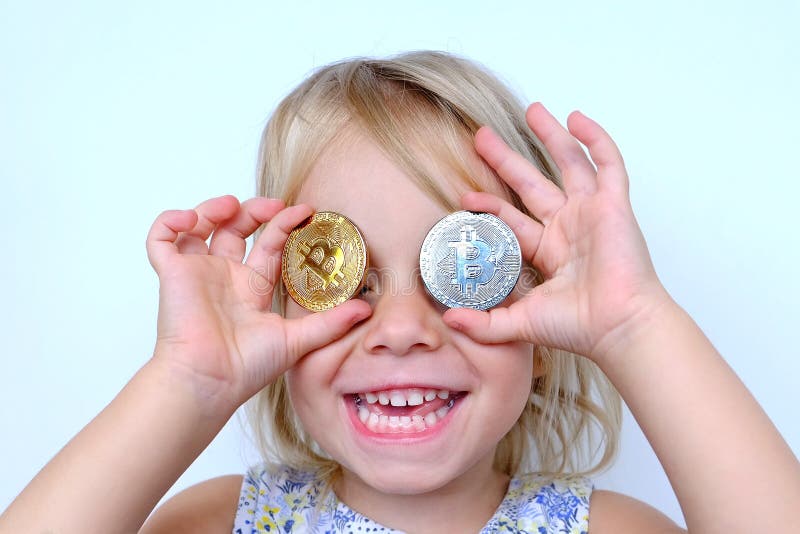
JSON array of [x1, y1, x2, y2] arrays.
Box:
[[232, 463, 592, 533]]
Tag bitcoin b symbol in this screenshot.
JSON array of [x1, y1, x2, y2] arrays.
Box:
[[298, 238, 345, 290], [448, 225, 496, 296]]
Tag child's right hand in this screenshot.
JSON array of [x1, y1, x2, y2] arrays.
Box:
[[145, 195, 372, 414]]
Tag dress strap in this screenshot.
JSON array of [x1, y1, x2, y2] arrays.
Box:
[[480, 472, 593, 533]]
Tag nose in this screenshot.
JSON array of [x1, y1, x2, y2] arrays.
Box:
[[362, 290, 443, 356]]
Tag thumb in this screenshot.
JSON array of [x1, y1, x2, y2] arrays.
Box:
[[283, 299, 372, 362], [442, 303, 529, 344]]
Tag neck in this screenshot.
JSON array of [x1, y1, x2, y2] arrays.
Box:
[[332, 454, 510, 534]]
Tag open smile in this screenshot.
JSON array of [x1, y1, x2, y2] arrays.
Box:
[[345, 387, 467, 436]]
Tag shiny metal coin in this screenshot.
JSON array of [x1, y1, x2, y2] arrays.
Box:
[[282, 211, 368, 312], [419, 211, 521, 310]]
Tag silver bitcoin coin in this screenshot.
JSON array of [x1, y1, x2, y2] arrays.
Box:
[[419, 211, 521, 310]]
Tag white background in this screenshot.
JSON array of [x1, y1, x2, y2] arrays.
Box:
[[2, 1, 799, 528]]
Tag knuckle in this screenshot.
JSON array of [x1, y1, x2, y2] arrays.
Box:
[[508, 217, 527, 236], [560, 149, 588, 169], [287, 325, 305, 360], [496, 154, 519, 179]]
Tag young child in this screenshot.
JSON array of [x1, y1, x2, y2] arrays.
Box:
[[2, 51, 798, 533]]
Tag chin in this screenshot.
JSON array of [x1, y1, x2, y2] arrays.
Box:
[[344, 461, 460, 495]]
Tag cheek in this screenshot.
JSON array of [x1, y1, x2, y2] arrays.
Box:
[[284, 317, 358, 406], [285, 358, 345, 455], [285, 367, 311, 417], [285, 346, 335, 400], [283, 301, 335, 410], [489, 342, 535, 405], [285, 358, 337, 434]]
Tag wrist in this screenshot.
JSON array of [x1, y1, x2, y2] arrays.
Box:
[[145, 350, 241, 422], [590, 287, 683, 372]]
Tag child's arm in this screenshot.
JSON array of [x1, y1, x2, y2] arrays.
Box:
[[0, 197, 371, 534], [443, 103, 800, 533], [0, 354, 234, 534], [598, 288, 800, 532]]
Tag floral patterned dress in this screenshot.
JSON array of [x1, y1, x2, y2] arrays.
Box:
[[233, 463, 592, 533]]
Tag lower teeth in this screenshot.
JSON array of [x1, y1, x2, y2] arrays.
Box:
[[356, 399, 456, 433]]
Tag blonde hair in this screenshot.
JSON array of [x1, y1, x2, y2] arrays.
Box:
[[244, 50, 621, 485]]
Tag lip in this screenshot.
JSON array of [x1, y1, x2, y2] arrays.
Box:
[[342, 392, 467, 444], [342, 382, 470, 395]]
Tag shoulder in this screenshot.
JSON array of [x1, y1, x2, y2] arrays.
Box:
[[589, 489, 686, 534], [139, 474, 244, 534]]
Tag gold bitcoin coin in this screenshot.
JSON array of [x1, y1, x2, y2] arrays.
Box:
[[282, 211, 368, 312]]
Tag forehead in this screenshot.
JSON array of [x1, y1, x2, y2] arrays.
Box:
[[295, 130, 508, 264]]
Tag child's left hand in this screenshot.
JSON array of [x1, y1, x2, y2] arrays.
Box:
[[442, 103, 673, 366]]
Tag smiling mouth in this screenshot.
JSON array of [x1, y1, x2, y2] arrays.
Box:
[[348, 388, 466, 434]]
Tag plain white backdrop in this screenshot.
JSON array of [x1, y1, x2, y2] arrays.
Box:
[[2, 1, 798, 529]]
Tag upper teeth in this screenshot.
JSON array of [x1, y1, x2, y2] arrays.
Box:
[[361, 388, 452, 407]]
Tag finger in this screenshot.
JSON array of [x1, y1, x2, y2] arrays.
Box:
[[146, 209, 199, 273], [460, 191, 543, 264], [244, 203, 314, 297], [474, 125, 566, 225], [442, 300, 532, 344], [208, 197, 286, 262], [284, 299, 372, 362], [525, 102, 598, 195], [566, 110, 629, 197], [173, 195, 241, 254]]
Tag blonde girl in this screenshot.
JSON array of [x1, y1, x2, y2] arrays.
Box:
[[2, 51, 798, 533]]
